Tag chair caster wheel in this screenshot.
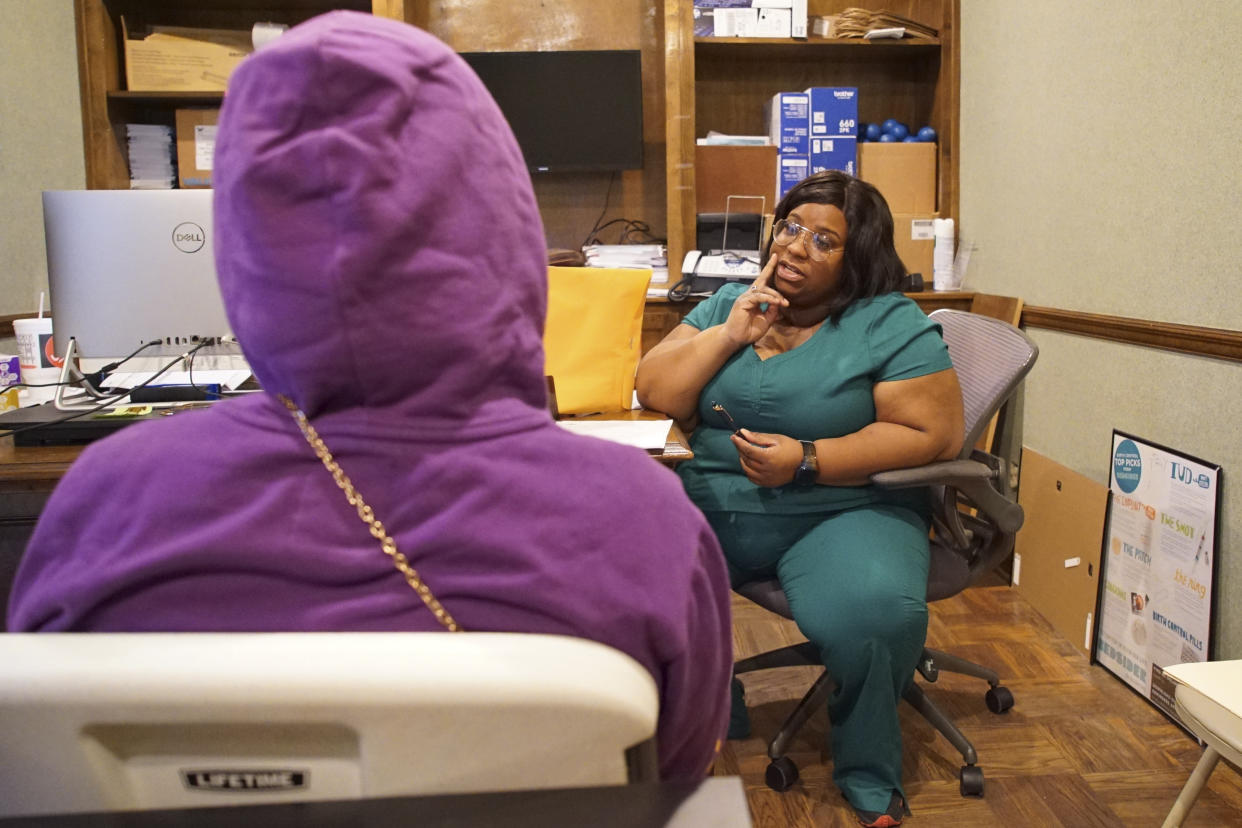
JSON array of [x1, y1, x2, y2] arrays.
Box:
[[959, 764, 984, 797], [985, 685, 1014, 713], [765, 756, 799, 791]]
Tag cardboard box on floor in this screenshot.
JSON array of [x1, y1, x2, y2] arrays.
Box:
[[859, 142, 936, 213], [1013, 448, 1109, 656], [695, 145, 778, 216], [175, 109, 219, 189], [122, 16, 252, 92]]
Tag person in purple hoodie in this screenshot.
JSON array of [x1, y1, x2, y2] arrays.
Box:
[[7, 11, 732, 782]]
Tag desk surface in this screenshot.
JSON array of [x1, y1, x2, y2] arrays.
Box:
[[0, 778, 751, 828], [0, 439, 78, 491], [0, 410, 692, 491], [574, 408, 693, 464]]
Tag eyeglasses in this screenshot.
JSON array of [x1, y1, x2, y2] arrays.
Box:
[[772, 219, 839, 260]]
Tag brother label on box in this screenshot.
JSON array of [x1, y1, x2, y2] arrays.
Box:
[[764, 92, 810, 154], [809, 136, 856, 176], [806, 86, 858, 137]]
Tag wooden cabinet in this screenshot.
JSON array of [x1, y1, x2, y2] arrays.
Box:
[[73, 0, 430, 190], [642, 299, 699, 354], [662, 0, 960, 273]]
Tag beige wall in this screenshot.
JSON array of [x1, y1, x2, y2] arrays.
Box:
[[0, 0, 84, 319], [960, 0, 1242, 658]]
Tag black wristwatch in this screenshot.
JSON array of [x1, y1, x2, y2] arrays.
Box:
[[793, 440, 819, 487]]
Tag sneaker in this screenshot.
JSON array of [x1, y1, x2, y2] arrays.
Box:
[[728, 676, 751, 739], [852, 792, 908, 827]]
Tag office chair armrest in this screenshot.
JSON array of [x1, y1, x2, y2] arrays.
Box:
[[871, 458, 1025, 535], [870, 459, 992, 489]]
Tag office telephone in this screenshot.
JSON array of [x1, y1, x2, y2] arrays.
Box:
[[667, 249, 762, 300]]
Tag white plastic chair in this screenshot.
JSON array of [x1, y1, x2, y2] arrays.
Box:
[[1161, 659, 1242, 828], [0, 632, 658, 818]]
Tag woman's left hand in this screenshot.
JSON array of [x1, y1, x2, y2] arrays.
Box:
[[730, 429, 803, 487]]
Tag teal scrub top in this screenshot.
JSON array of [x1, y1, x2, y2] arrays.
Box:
[[677, 284, 954, 515]]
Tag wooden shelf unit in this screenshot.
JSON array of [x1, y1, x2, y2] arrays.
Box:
[[662, 0, 960, 274], [73, 0, 431, 190], [74, 1, 959, 277]]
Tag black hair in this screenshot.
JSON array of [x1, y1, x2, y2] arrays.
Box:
[[763, 169, 906, 322]]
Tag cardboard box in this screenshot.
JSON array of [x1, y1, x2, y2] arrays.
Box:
[[710, 7, 758, 36], [858, 142, 937, 213], [790, 0, 808, 37], [776, 153, 809, 202], [695, 144, 779, 214], [694, 0, 752, 30], [753, 0, 806, 37], [122, 16, 252, 92], [754, 7, 791, 37], [175, 109, 219, 189], [695, 0, 802, 37], [1014, 448, 1109, 656], [809, 136, 856, 176], [805, 86, 858, 137], [891, 213, 935, 279], [764, 92, 809, 154]]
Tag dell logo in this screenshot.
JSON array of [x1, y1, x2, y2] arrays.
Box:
[[172, 222, 206, 253]]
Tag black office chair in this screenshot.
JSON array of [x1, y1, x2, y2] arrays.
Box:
[[732, 308, 1039, 797]]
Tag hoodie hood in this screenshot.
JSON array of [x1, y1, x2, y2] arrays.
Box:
[[213, 11, 549, 435]]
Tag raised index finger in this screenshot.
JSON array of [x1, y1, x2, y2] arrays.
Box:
[[751, 253, 778, 292]]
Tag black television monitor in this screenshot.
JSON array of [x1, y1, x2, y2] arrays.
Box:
[[459, 50, 644, 174]]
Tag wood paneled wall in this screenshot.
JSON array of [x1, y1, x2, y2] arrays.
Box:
[[422, 1, 669, 251]]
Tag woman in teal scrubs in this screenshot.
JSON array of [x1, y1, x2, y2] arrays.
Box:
[[636, 170, 964, 827]]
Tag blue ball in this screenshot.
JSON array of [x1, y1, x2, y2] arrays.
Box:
[[888, 122, 909, 141], [881, 118, 900, 133], [878, 133, 896, 142], [864, 123, 882, 141], [917, 126, 938, 142], [902, 136, 919, 142]]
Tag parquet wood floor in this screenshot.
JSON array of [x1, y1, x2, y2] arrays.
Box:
[[717, 585, 1242, 827]]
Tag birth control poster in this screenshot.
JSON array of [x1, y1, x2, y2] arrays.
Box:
[[1094, 431, 1220, 723]]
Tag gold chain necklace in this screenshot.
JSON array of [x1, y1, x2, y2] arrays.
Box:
[[278, 394, 461, 632]]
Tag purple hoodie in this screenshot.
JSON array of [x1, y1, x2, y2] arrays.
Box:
[[8, 11, 731, 782]]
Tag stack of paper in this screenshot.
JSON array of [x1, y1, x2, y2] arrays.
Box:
[[815, 8, 938, 39], [126, 124, 176, 189], [583, 244, 669, 286], [555, 418, 672, 451], [697, 131, 772, 146]]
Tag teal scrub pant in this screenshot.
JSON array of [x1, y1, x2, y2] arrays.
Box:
[[706, 505, 929, 813]]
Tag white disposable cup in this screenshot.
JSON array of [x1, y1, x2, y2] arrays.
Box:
[[14, 317, 56, 373], [13, 318, 60, 405]]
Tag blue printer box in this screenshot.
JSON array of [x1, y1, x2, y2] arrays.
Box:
[[809, 136, 856, 176], [777, 153, 809, 201], [764, 91, 809, 154], [806, 86, 858, 137]]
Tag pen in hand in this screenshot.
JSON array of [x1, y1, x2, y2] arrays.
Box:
[[711, 400, 766, 449], [710, 401, 741, 435]]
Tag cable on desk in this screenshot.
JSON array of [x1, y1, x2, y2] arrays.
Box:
[[0, 341, 216, 442]]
